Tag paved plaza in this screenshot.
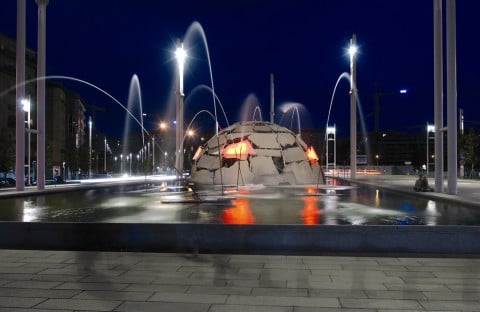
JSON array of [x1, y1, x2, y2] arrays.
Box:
[[0, 249, 480, 311]]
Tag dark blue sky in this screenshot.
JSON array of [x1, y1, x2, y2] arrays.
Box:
[[1, 1, 479, 137]]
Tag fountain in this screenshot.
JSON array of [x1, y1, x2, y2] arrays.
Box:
[[4, 20, 479, 255], [189, 120, 323, 186]]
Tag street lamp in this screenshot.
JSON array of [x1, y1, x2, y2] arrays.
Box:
[[104, 137, 107, 173], [152, 137, 155, 174], [326, 125, 336, 172], [348, 34, 358, 179], [88, 116, 92, 179], [120, 154, 123, 174], [175, 40, 186, 175], [426, 124, 435, 176], [114, 156, 118, 173], [22, 97, 32, 186], [164, 151, 168, 170], [129, 152, 132, 175], [136, 154, 140, 173], [375, 154, 380, 166]]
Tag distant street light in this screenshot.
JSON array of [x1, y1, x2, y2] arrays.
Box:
[[326, 125, 336, 172], [104, 137, 107, 172], [375, 154, 380, 166], [88, 116, 92, 179], [129, 153, 132, 175], [137, 154, 140, 173], [152, 137, 155, 174], [426, 123, 435, 176], [120, 154, 123, 174], [22, 97, 32, 186]]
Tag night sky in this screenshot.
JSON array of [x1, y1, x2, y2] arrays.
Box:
[[1, 1, 479, 138]]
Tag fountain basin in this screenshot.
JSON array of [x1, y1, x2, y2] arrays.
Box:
[[0, 222, 479, 254]]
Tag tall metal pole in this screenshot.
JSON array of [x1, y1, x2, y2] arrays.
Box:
[[36, 0, 48, 190], [349, 34, 357, 179], [16, 0, 26, 191], [446, 0, 457, 194], [270, 73, 275, 123], [433, 0, 444, 192], [175, 40, 185, 175], [27, 97, 31, 186]]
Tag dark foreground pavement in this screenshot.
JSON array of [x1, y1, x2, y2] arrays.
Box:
[[1, 249, 480, 311]]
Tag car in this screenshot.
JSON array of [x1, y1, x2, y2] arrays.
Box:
[[0, 177, 15, 188]]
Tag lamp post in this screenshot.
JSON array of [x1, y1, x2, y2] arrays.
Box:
[[137, 154, 140, 173], [22, 97, 31, 186], [175, 40, 186, 175], [36, 0, 48, 190], [349, 34, 358, 179], [152, 136, 155, 174], [326, 125, 336, 172], [375, 154, 379, 166], [88, 116, 92, 179], [16, 0, 26, 191], [164, 151, 168, 170], [129, 153, 132, 175], [114, 156, 117, 173], [426, 124, 435, 176], [104, 137, 107, 172]]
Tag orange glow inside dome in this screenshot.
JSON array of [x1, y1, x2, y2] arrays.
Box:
[[306, 146, 319, 163], [222, 140, 253, 160]]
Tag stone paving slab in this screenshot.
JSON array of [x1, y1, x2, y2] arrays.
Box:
[[0, 249, 479, 311]]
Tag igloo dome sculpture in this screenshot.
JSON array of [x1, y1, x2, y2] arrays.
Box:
[[189, 121, 323, 186]]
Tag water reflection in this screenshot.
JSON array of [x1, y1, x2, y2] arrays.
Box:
[[0, 184, 479, 225], [220, 197, 255, 224], [425, 200, 438, 226], [21, 199, 37, 222], [322, 191, 338, 225]]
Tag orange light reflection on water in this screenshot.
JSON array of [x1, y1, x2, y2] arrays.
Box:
[[300, 188, 321, 225], [220, 197, 255, 224]]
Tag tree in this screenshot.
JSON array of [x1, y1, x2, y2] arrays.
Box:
[[0, 128, 15, 174], [458, 128, 480, 178]]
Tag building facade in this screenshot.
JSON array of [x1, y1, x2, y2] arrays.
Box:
[[0, 32, 86, 180]]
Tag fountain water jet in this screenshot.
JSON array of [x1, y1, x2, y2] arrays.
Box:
[[322, 72, 371, 167], [238, 93, 262, 122], [184, 84, 230, 128], [278, 102, 304, 136], [183, 22, 229, 132], [122, 74, 146, 168], [1, 75, 147, 133]]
